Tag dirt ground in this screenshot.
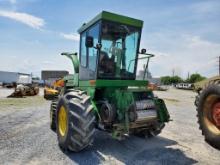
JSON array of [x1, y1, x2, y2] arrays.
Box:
[[0, 88, 219, 165]]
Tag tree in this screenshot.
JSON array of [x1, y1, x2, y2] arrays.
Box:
[[171, 76, 183, 84], [161, 76, 183, 85], [161, 76, 171, 85], [186, 73, 206, 83]]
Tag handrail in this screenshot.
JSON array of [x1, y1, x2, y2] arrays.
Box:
[[127, 53, 155, 80]]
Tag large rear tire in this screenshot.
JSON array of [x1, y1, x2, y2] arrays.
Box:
[[197, 84, 220, 150], [56, 90, 95, 152]]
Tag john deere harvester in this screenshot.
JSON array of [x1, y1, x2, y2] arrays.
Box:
[[50, 11, 170, 152]]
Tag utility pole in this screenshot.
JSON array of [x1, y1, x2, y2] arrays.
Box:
[[187, 72, 190, 79], [172, 69, 175, 77]]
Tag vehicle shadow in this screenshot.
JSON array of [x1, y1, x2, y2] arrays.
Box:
[[65, 130, 198, 165]]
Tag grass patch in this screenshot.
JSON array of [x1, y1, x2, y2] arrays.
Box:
[[0, 96, 47, 110]]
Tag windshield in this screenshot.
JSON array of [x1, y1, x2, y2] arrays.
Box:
[[98, 21, 140, 79]]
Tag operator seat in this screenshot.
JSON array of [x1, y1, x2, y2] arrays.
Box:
[[99, 51, 115, 75]]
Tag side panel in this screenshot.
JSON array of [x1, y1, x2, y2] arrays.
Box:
[[65, 78, 170, 123], [103, 88, 134, 121], [155, 98, 170, 122], [79, 80, 148, 87]]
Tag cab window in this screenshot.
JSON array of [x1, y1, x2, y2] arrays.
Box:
[[88, 23, 99, 71], [80, 32, 87, 67]]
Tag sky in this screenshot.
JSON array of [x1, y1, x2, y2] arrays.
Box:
[[0, 0, 220, 78]]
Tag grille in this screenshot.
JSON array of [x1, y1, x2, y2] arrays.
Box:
[[135, 100, 155, 110]]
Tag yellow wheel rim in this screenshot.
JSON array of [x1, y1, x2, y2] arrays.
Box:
[[203, 94, 220, 135], [58, 106, 67, 137]]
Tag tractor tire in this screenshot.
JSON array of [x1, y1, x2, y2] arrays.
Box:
[[50, 99, 58, 132], [56, 90, 95, 152], [195, 79, 220, 106], [196, 84, 220, 150]]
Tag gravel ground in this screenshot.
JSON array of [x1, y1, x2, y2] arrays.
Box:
[[0, 88, 219, 165]]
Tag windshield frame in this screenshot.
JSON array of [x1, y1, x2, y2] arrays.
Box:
[[97, 20, 142, 80]]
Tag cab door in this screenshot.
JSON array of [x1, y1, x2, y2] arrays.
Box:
[[79, 23, 100, 80]]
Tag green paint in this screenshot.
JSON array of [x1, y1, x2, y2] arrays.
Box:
[[61, 53, 79, 73], [155, 98, 170, 122], [102, 88, 135, 132], [87, 87, 95, 99], [79, 80, 148, 87], [78, 11, 143, 33], [91, 100, 101, 120]]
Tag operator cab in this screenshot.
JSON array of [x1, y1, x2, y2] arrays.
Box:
[[78, 11, 142, 80]]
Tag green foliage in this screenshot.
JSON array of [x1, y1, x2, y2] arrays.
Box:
[[161, 76, 183, 85], [160, 73, 206, 85], [161, 76, 171, 85], [186, 73, 206, 83]]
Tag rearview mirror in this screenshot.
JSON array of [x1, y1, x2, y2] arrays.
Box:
[[85, 36, 94, 47], [140, 48, 146, 54], [95, 43, 102, 49]]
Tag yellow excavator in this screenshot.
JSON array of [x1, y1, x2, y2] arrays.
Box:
[[44, 79, 64, 100]]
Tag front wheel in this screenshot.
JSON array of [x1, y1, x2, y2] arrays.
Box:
[[56, 90, 95, 152]]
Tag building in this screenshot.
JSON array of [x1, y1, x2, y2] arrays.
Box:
[[147, 78, 161, 85], [41, 70, 69, 80], [41, 70, 69, 85], [136, 69, 152, 80], [0, 71, 32, 84]]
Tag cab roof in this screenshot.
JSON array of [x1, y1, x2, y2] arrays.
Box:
[[78, 11, 143, 34]]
